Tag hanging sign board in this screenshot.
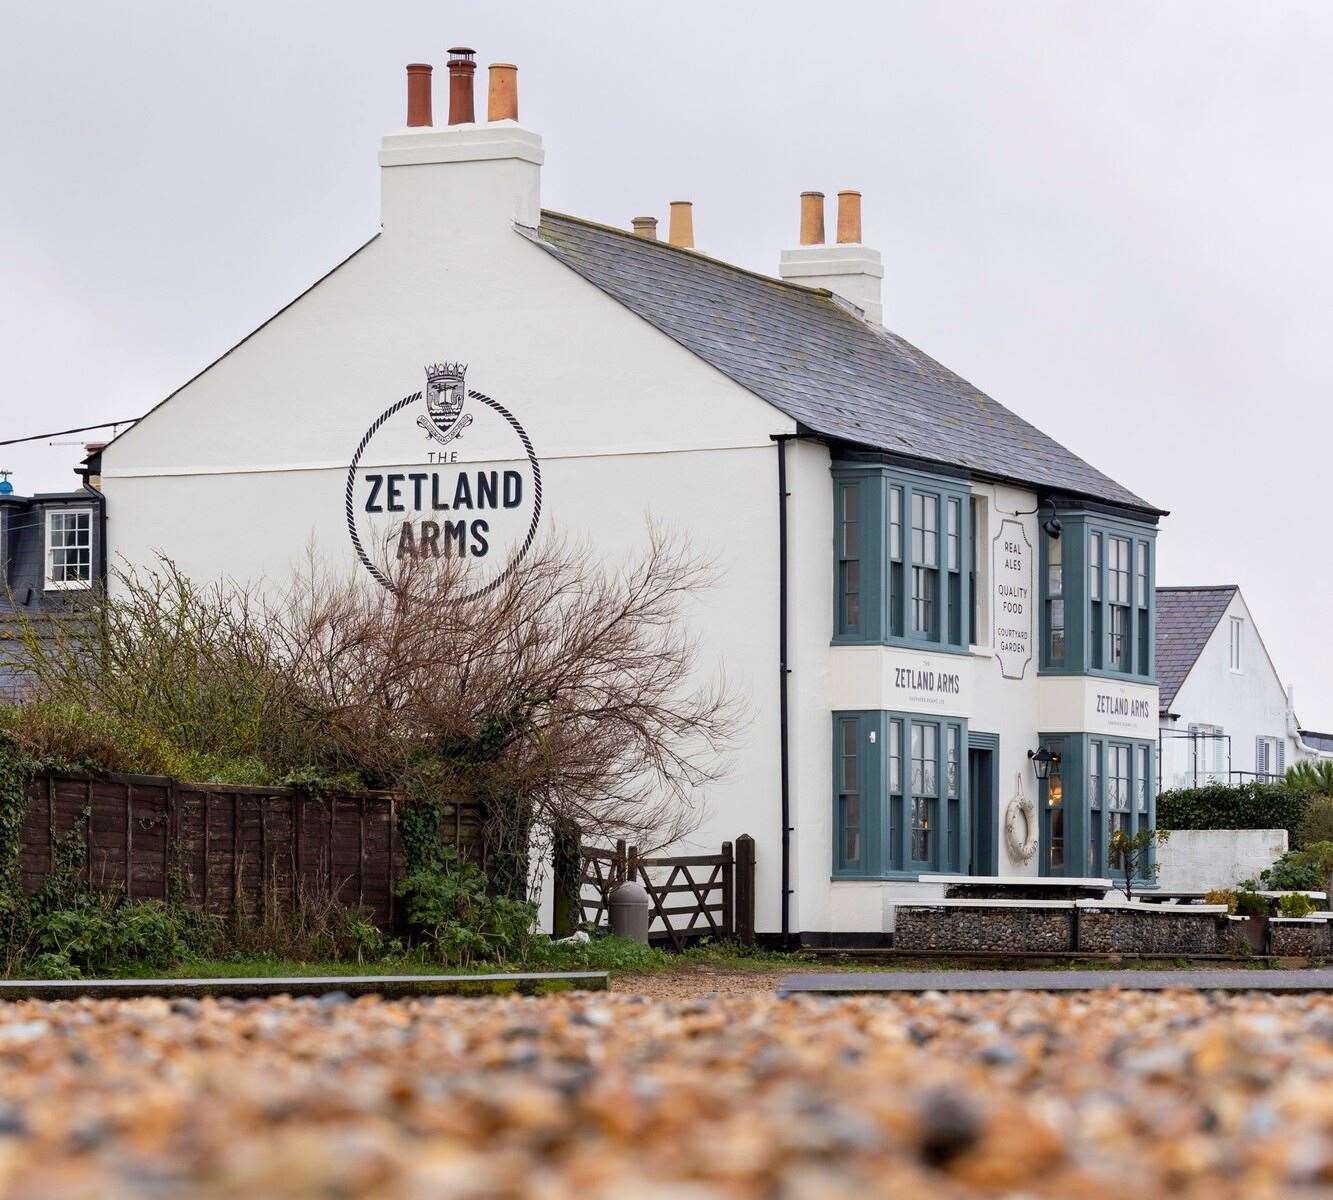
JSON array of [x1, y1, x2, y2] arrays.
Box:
[[992, 517, 1033, 679]]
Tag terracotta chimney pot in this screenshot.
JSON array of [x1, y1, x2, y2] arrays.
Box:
[[487, 63, 518, 121], [668, 201, 694, 249], [447, 46, 477, 125], [836, 190, 862, 244], [405, 63, 433, 127], [631, 216, 659, 240], [799, 191, 825, 245]]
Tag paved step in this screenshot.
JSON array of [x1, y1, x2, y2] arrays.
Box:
[[0, 971, 609, 1002], [778, 968, 1333, 996]]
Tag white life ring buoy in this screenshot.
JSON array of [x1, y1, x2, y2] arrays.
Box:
[[1004, 779, 1037, 866]]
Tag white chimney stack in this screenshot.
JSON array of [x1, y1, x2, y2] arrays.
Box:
[[379, 50, 544, 238], [778, 189, 883, 325]]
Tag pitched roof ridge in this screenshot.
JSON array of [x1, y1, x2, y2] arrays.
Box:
[[1157, 584, 1240, 593], [539, 209, 833, 299]]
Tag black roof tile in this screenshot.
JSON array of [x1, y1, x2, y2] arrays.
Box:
[[533, 212, 1163, 515]]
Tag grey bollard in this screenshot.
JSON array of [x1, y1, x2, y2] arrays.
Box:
[[609, 880, 651, 944]]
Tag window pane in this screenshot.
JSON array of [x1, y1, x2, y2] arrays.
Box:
[[946, 726, 959, 798], [911, 493, 924, 561], [1049, 804, 1064, 871], [910, 724, 923, 793], [1110, 537, 1130, 604], [889, 720, 902, 793], [923, 496, 938, 566], [890, 488, 902, 560], [1135, 542, 1148, 607], [841, 561, 860, 630], [911, 797, 930, 862], [1089, 534, 1101, 600], [912, 565, 938, 636], [843, 795, 861, 864], [1047, 530, 1062, 596], [841, 486, 859, 556], [47, 510, 92, 584], [1136, 746, 1148, 812], [947, 498, 960, 572]]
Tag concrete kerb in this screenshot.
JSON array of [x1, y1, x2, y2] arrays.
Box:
[[777, 968, 1333, 996], [0, 972, 610, 1002]]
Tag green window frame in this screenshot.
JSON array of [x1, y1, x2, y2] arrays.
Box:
[[832, 462, 972, 653], [1038, 507, 1157, 681], [835, 480, 863, 637], [835, 715, 864, 871], [833, 710, 968, 879], [1042, 733, 1156, 879]]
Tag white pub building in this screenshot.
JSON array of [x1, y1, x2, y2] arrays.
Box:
[[94, 51, 1166, 943]]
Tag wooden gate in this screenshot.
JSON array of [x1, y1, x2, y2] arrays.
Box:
[[579, 835, 755, 950]]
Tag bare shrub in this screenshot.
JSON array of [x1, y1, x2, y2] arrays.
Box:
[[6, 527, 738, 883], [272, 527, 738, 854]]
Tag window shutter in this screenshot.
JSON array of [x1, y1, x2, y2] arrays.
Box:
[[1276, 739, 1286, 776], [1255, 736, 1267, 777]]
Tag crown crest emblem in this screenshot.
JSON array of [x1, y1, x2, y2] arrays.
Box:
[[419, 360, 473, 447], [425, 362, 467, 387]]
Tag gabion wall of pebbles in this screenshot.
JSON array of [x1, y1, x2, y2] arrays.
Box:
[[894, 905, 1074, 953], [1269, 919, 1333, 959], [894, 903, 1252, 956]]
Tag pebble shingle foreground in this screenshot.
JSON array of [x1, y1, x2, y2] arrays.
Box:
[[0, 989, 1329, 1198]]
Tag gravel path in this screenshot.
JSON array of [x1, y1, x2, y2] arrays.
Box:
[[0, 989, 1328, 1197]]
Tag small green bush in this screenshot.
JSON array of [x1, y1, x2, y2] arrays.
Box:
[[1157, 782, 1311, 846], [1300, 794, 1333, 846], [1235, 891, 1273, 918], [1278, 892, 1315, 918], [27, 897, 193, 976], [1261, 850, 1325, 892], [1203, 889, 1237, 914], [397, 849, 536, 967]]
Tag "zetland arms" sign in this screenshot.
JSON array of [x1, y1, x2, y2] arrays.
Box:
[[346, 361, 541, 599]]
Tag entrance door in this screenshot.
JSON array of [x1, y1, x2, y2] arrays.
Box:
[[967, 741, 998, 876]]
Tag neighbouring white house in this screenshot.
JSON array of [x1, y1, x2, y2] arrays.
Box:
[[1156, 585, 1330, 791], [90, 49, 1170, 942]]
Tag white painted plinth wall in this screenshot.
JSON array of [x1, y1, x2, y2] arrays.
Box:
[[1154, 829, 1287, 892]]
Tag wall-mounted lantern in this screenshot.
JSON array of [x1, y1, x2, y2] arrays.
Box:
[[1028, 746, 1062, 782]]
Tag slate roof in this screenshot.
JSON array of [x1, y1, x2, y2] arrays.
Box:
[[533, 212, 1163, 515], [1155, 586, 1238, 713]]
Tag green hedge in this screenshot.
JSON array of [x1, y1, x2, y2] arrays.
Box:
[[1157, 782, 1311, 846]]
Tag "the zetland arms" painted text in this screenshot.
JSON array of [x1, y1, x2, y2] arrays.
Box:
[[363, 469, 525, 559]]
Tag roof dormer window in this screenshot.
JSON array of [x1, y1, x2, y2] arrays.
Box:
[[45, 508, 93, 590]]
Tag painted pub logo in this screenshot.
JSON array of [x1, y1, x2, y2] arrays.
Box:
[[345, 362, 542, 598]]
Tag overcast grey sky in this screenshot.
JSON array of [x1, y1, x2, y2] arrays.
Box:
[[3, 2, 1331, 722]]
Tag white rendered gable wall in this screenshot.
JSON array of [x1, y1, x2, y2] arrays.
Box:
[[1160, 593, 1298, 788]]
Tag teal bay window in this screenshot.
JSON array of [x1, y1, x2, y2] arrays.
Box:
[[834, 710, 968, 878], [1038, 507, 1157, 680], [1036, 733, 1156, 880], [833, 462, 972, 652]]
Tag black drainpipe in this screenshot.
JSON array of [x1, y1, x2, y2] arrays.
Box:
[[72, 452, 107, 589], [773, 434, 794, 948]]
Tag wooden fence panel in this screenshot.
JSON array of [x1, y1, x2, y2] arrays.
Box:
[[16, 771, 483, 932]]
